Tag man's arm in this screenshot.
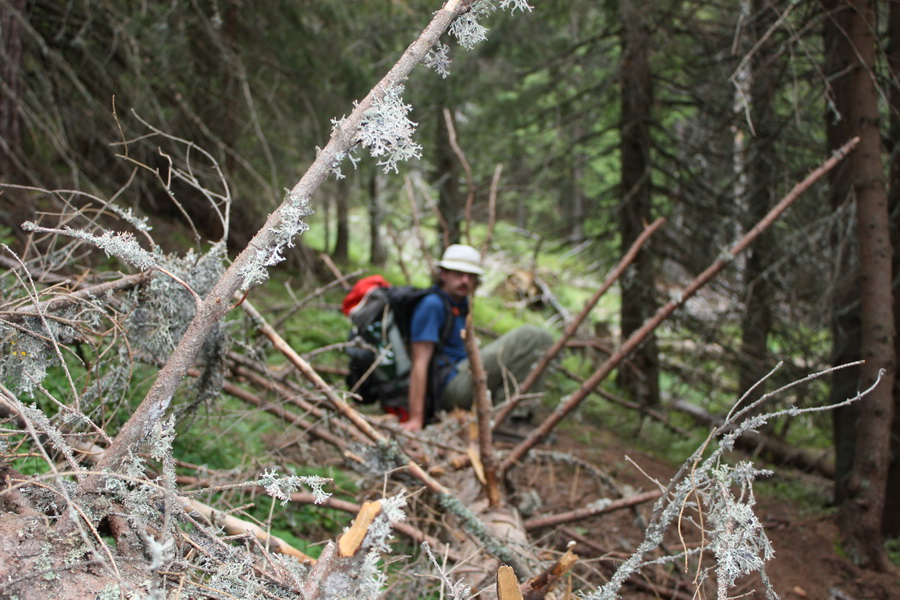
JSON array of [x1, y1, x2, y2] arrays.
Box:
[[403, 340, 435, 432]]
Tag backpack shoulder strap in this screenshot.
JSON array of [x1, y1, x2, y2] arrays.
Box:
[[436, 293, 457, 346]]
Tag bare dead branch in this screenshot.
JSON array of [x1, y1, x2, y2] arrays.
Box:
[[443, 107, 475, 246], [464, 301, 501, 507], [493, 217, 666, 428], [319, 253, 350, 290], [522, 490, 663, 530], [404, 174, 435, 274], [500, 137, 860, 473], [481, 164, 502, 258]]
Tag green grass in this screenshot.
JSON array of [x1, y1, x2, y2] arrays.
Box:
[[885, 537, 900, 567]]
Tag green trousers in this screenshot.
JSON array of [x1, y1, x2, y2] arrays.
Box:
[[441, 324, 554, 411]]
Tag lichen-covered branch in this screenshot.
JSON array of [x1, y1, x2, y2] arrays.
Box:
[[79, 0, 481, 489]]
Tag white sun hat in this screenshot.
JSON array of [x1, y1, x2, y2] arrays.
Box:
[[437, 244, 484, 275]]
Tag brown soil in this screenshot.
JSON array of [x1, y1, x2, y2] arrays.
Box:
[[502, 422, 900, 600]]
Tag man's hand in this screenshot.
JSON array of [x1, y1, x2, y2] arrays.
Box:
[[400, 417, 424, 433]]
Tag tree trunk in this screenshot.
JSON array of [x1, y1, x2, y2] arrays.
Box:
[[886, 0, 900, 540], [222, 0, 240, 181], [369, 170, 387, 266], [737, 0, 777, 410], [334, 178, 350, 261], [568, 122, 587, 244], [825, 0, 896, 571], [823, 0, 861, 507], [617, 0, 659, 407], [0, 0, 25, 178], [436, 98, 463, 246]]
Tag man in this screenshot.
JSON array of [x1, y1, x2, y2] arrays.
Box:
[[402, 244, 554, 432]]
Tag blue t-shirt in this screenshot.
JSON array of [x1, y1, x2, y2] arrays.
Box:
[[410, 288, 468, 384]]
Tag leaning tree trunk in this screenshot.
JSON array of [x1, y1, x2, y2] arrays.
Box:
[[618, 0, 659, 407], [826, 0, 896, 571]]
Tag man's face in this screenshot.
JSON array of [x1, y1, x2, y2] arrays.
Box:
[[439, 269, 479, 302]]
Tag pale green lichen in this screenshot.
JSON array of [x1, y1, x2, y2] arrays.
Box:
[[257, 468, 332, 506]]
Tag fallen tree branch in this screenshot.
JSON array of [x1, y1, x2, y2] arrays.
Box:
[[81, 0, 480, 489], [557, 366, 693, 437], [176, 496, 316, 564], [221, 377, 354, 452], [520, 545, 578, 600], [175, 473, 455, 555], [522, 490, 662, 530], [561, 527, 696, 600], [240, 299, 531, 575], [493, 217, 665, 428], [500, 138, 860, 473], [465, 301, 502, 507], [0, 271, 151, 322]]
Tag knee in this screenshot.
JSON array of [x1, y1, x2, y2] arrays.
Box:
[[514, 324, 554, 349]]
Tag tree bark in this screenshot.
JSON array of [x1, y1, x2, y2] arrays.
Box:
[[369, 170, 387, 266], [885, 0, 900, 540], [737, 0, 777, 409], [0, 0, 25, 178], [436, 98, 463, 246], [618, 0, 659, 407], [823, 0, 862, 507], [826, 0, 896, 571]]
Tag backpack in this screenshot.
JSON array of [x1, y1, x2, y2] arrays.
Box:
[[342, 275, 455, 419]]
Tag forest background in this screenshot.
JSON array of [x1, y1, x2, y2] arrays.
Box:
[[1, 0, 900, 598]]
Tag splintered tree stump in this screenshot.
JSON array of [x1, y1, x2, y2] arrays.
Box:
[[498, 565, 525, 600]]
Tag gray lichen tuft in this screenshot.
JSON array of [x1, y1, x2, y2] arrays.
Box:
[[239, 189, 312, 289], [423, 42, 452, 78], [257, 468, 332, 506], [356, 85, 423, 174]]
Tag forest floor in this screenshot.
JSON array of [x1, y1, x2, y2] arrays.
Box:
[[492, 418, 900, 600]]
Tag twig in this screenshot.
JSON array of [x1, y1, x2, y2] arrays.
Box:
[[443, 108, 475, 246], [0, 271, 151, 323], [386, 224, 414, 284], [220, 376, 354, 451], [405, 175, 435, 274], [463, 301, 501, 507], [176, 496, 316, 564], [271, 269, 363, 329], [522, 490, 662, 530], [0, 253, 71, 284], [481, 164, 502, 258], [318, 253, 350, 290]]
